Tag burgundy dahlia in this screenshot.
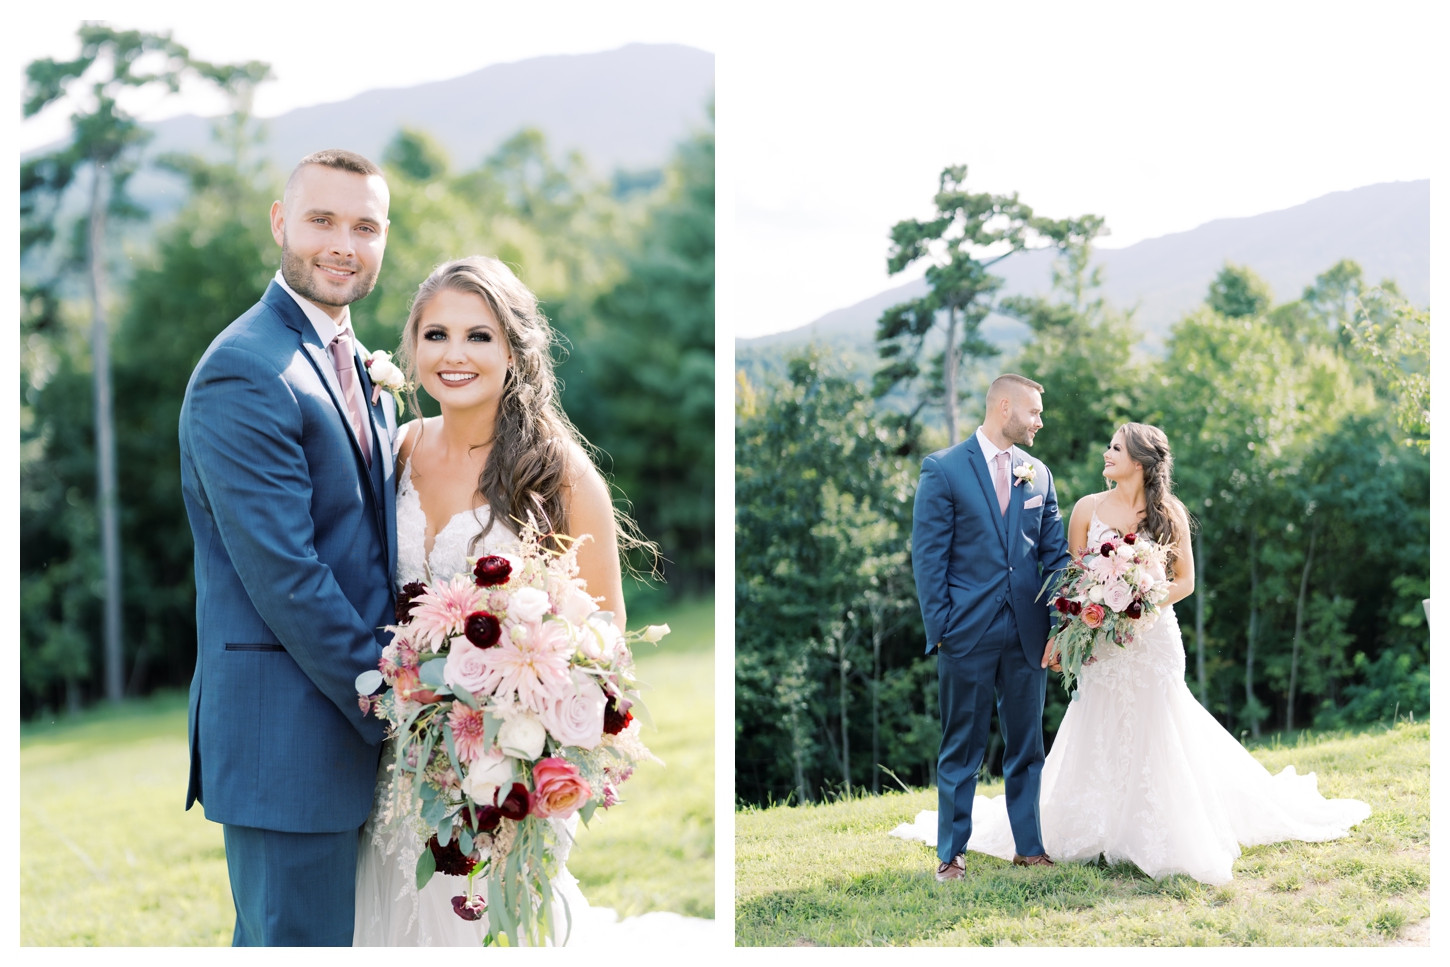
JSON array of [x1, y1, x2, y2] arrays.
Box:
[[499, 782, 530, 822], [1068, 600, 1083, 616], [603, 696, 633, 736], [1055, 596, 1070, 614], [451, 894, 487, 921], [473, 555, 512, 587], [1125, 600, 1143, 620], [427, 834, 479, 877], [395, 581, 428, 624], [464, 611, 501, 649], [462, 803, 501, 833]]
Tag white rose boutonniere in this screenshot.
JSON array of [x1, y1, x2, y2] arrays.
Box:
[[364, 350, 409, 411], [1013, 463, 1036, 487]]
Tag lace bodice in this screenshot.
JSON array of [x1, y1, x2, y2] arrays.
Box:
[[393, 429, 521, 586]]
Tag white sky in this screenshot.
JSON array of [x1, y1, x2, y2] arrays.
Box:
[[8, 2, 1436, 341], [725, 2, 1436, 337], [13, 3, 718, 151]]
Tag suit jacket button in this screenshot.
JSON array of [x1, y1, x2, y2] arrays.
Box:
[[996, 594, 1003, 602]]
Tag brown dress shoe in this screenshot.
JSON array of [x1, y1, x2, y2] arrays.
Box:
[[935, 854, 966, 881], [1012, 853, 1055, 867]]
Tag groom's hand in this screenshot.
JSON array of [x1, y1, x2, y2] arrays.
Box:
[[1041, 637, 1061, 672]]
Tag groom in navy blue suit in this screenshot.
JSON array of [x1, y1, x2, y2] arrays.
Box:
[[911, 374, 1071, 881], [179, 150, 398, 944]]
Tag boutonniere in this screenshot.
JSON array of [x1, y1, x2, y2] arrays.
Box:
[[363, 350, 410, 413], [1013, 463, 1036, 488]]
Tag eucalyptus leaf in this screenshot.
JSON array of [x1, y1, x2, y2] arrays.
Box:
[[418, 782, 438, 801], [451, 685, 479, 710], [437, 814, 451, 847], [415, 846, 436, 890], [459, 829, 473, 855], [354, 669, 383, 695], [483, 711, 503, 752], [578, 799, 597, 827], [419, 657, 448, 687]]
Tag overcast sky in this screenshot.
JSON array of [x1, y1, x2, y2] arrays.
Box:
[[11, 4, 1436, 341]]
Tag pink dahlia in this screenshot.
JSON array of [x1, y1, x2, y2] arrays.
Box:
[[448, 703, 487, 762], [480, 619, 575, 714], [409, 575, 485, 652]]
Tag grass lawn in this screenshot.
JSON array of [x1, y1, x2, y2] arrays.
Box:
[[20, 597, 714, 946], [735, 721, 1428, 947]]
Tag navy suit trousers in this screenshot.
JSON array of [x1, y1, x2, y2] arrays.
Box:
[[224, 824, 359, 946], [936, 601, 1048, 863]]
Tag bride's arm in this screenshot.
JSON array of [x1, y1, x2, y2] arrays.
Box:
[[561, 445, 627, 630], [1160, 500, 1195, 607]]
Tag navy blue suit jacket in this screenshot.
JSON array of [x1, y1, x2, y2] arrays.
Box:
[[911, 436, 1071, 662], [180, 282, 397, 833]]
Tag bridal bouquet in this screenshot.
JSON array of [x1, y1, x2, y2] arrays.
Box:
[[1040, 531, 1173, 696], [355, 527, 667, 946]]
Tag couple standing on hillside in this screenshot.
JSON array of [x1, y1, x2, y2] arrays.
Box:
[[894, 374, 1371, 884], [180, 148, 706, 946]]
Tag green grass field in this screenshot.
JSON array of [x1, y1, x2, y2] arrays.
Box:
[[20, 597, 714, 946], [735, 721, 1428, 947]]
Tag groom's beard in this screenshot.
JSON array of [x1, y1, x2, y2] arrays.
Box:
[[1003, 413, 1037, 447], [280, 237, 379, 308]]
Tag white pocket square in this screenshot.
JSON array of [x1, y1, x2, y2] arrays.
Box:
[[1023, 494, 1044, 510]]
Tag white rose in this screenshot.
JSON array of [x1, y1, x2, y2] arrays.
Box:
[[509, 587, 551, 624], [539, 671, 607, 750], [584, 615, 625, 660], [497, 710, 546, 760], [461, 751, 515, 806], [642, 623, 671, 643], [1088, 584, 1106, 604], [556, 585, 598, 625], [365, 351, 405, 389]]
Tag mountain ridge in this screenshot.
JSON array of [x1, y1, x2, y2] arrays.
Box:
[[740, 180, 1428, 355]]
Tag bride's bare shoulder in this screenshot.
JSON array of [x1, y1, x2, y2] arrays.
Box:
[[1070, 491, 1107, 523]]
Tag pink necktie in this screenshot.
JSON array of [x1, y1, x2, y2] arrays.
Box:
[[329, 326, 373, 468], [994, 451, 1010, 515]]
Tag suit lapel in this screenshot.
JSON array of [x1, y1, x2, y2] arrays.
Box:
[[964, 438, 1008, 550], [266, 283, 384, 516], [1005, 450, 1027, 553]]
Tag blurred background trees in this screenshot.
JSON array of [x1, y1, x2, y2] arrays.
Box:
[[735, 174, 1428, 804], [20, 26, 715, 718]]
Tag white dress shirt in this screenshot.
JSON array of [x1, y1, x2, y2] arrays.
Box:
[[274, 269, 349, 346], [974, 426, 1016, 467]]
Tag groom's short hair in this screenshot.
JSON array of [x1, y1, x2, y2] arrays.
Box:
[[283, 149, 385, 209], [987, 373, 1043, 404]]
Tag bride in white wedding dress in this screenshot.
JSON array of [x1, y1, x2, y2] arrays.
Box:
[[893, 423, 1370, 885], [352, 256, 711, 945]]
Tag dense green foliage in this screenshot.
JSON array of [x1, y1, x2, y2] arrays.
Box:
[[21, 101, 714, 718], [735, 244, 1429, 805]]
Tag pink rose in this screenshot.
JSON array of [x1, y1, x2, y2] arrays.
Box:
[[1082, 603, 1106, 629], [530, 758, 592, 819], [444, 639, 491, 696], [1103, 580, 1134, 613], [539, 671, 607, 750]]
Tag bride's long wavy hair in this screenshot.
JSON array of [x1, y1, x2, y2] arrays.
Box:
[[1116, 422, 1190, 576], [396, 256, 655, 568]]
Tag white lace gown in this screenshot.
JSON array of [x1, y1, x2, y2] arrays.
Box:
[[354, 436, 714, 945], [891, 512, 1371, 885]]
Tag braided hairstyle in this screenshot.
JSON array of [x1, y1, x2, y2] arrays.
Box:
[[1116, 422, 1188, 576]]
